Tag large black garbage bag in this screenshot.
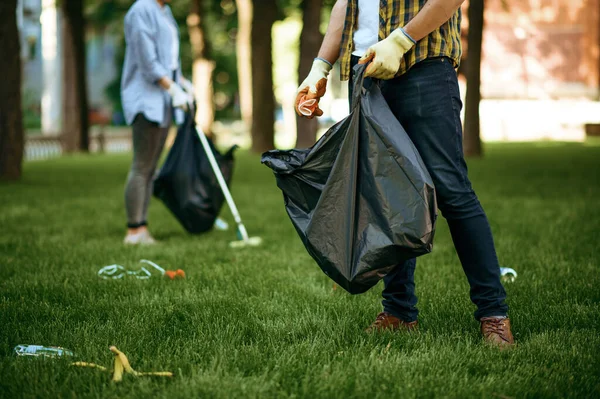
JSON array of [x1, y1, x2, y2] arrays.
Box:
[[153, 113, 236, 234], [261, 64, 437, 294]]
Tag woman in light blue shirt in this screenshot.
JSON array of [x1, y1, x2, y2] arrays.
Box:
[[121, 0, 194, 244]]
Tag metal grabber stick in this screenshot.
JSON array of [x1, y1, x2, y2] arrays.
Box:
[[193, 122, 262, 248]]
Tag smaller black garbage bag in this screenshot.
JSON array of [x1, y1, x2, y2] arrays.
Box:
[[261, 63, 437, 294], [153, 112, 236, 234]]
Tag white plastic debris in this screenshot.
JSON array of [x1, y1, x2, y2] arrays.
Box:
[[14, 345, 75, 358], [500, 267, 517, 282]]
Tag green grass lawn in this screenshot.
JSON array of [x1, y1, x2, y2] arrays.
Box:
[[1, 142, 599, 398]]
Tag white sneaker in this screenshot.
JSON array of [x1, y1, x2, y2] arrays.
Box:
[[124, 230, 157, 245]]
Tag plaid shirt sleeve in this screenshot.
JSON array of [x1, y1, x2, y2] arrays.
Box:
[[338, 0, 462, 81], [338, 0, 356, 82]]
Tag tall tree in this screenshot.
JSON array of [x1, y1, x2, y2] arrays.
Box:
[[188, 0, 216, 136], [296, 0, 324, 148], [597, 0, 600, 100], [463, 0, 484, 157], [250, 0, 278, 153], [61, 0, 90, 152], [0, 0, 24, 180], [236, 0, 253, 127]]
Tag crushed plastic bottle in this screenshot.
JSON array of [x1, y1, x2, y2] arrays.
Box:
[[500, 267, 518, 283], [97, 264, 151, 280], [14, 345, 75, 358], [97, 260, 185, 280]]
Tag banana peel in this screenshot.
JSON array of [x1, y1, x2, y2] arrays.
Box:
[[71, 346, 173, 383], [71, 361, 108, 371], [109, 346, 173, 380]]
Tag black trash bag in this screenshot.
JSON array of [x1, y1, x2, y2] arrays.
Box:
[[261, 63, 437, 294], [153, 112, 236, 234]]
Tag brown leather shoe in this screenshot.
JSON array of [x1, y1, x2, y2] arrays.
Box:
[[366, 312, 418, 333], [480, 317, 515, 347]]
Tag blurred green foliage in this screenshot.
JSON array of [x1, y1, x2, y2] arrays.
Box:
[[86, 0, 337, 122], [87, 0, 240, 121]]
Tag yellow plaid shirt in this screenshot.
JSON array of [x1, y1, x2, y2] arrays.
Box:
[[339, 0, 462, 81]]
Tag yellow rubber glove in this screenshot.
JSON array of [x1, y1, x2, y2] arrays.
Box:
[[359, 28, 416, 80], [295, 58, 332, 118]]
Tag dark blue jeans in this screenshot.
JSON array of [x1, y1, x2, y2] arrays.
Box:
[[349, 56, 508, 321]]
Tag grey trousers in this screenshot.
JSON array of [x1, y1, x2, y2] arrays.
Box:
[[125, 114, 169, 228]]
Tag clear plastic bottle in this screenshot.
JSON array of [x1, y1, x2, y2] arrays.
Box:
[[14, 345, 74, 358]]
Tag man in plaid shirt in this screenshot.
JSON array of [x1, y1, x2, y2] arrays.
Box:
[[295, 0, 514, 347]]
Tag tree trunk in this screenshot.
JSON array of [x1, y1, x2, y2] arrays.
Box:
[[250, 0, 277, 153], [61, 0, 89, 153], [236, 0, 253, 128], [40, 0, 62, 136], [188, 0, 216, 137], [597, 0, 600, 100], [463, 0, 484, 157], [296, 0, 324, 148], [0, 0, 24, 180]]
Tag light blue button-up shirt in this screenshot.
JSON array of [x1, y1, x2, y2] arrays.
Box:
[[121, 0, 183, 128]]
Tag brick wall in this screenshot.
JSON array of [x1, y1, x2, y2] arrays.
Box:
[[463, 0, 600, 99]]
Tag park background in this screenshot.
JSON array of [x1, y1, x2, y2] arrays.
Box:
[[4, 0, 600, 164], [0, 1, 599, 398]]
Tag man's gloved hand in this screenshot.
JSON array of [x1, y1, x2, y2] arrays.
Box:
[[295, 58, 332, 119], [359, 28, 416, 80], [167, 82, 189, 112]]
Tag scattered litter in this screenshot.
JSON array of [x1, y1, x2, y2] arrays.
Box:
[[71, 346, 173, 382], [14, 345, 74, 358], [71, 361, 108, 371], [140, 259, 186, 280], [384, 342, 392, 353], [97, 260, 185, 280], [164, 269, 186, 279], [214, 218, 229, 231], [500, 267, 518, 282], [98, 264, 151, 280]]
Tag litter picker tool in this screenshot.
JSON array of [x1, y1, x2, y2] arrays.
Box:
[[193, 120, 262, 248]]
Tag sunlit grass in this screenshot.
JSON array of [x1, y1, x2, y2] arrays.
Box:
[[0, 142, 599, 398]]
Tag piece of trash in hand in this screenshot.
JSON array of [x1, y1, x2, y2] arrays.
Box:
[[298, 98, 318, 116], [14, 345, 75, 358], [500, 267, 517, 282]]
